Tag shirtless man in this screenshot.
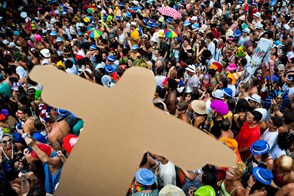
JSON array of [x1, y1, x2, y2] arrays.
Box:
[[22, 106, 71, 150], [164, 78, 178, 115]]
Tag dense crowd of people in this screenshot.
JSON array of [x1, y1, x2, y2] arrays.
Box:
[[0, 0, 293, 195]]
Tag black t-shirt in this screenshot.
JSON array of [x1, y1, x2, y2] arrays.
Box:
[[160, 41, 170, 57], [109, 40, 119, 51]]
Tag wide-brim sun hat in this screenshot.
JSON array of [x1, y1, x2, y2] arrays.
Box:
[[191, 100, 207, 115], [250, 140, 270, 156], [135, 168, 156, 186], [252, 167, 273, 186]]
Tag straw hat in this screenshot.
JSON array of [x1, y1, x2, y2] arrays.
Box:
[[191, 100, 207, 115]]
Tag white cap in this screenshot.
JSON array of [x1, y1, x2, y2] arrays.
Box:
[[8, 42, 16, 47], [40, 48, 51, 58], [247, 94, 261, 104], [253, 12, 261, 18], [212, 89, 224, 100], [2, 40, 9, 45]]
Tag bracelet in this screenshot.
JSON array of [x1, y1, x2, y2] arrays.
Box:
[[247, 185, 252, 189]]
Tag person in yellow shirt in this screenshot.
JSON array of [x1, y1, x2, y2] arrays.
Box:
[[130, 22, 140, 45]]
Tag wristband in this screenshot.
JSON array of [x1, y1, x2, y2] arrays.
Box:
[[247, 185, 252, 189]]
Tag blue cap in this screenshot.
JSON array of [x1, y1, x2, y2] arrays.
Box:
[[253, 167, 273, 185], [56, 109, 69, 117], [167, 17, 173, 23], [274, 40, 283, 46], [50, 30, 58, 36], [119, 2, 124, 7], [250, 140, 270, 155], [126, 12, 132, 18], [233, 29, 242, 37], [146, 23, 152, 28], [54, 10, 61, 15], [222, 88, 233, 98], [183, 20, 191, 27], [107, 55, 115, 62], [56, 37, 63, 42], [13, 31, 20, 35], [90, 44, 98, 50], [132, 44, 139, 50], [135, 168, 156, 186], [105, 65, 114, 73], [116, 15, 121, 21], [176, 37, 182, 43], [192, 23, 199, 30], [152, 22, 158, 28]]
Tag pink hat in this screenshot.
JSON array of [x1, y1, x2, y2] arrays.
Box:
[[227, 63, 237, 71]]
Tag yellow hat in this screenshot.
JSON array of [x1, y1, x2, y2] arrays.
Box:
[[56, 60, 66, 70], [227, 73, 236, 84]]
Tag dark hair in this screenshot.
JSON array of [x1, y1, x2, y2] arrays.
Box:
[[235, 99, 249, 113], [27, 184, 46, 196], [202, 170, 217, 187], [17, 93, 30, 106], [20, 106, 32, 116], [283, 111, 294, 125], [271, 116, 283, 128], [167, 78, 177, 90], [139, 152, 149, 167], [206, 32, 214, 41], [64, 59, 73, 69], [156, 66, 164, 75], [220, 78, 228, 88], [227, 98, 236, 111], [240, 58, 247, 66], [251, 111, 262, 122], [277, 132, 293, 150], [0, 177, 17, 196], [220, 119, 230, 131]]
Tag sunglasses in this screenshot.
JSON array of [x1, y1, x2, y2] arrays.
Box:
[[2, 138, 12, 144]]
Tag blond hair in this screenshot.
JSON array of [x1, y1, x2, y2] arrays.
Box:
[[275, 155, 294, 172], [232, 162, 246, 177]]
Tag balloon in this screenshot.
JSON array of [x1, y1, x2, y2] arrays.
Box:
[[34, 34, 42, 42]]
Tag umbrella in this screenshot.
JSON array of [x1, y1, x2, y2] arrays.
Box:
[[164, 29, 178, 38], [157, 6, 182, 19], [87, 28, 102, 39]]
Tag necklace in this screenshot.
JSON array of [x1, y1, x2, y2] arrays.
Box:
[[1, 145, 14, 160]]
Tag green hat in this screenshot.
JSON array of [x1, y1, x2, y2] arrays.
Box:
[[194, 185, 216, 196]]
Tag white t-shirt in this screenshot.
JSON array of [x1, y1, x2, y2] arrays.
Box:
[[207, 41, 216, 59], [159, 161, 176, 187], [66, 65, 78, 75], [16, 66, 27, 79], [270, 144, 286, 160], [187, 74, 200, 90], [262, 128, 278, 150], [155, 75, 166, 89]]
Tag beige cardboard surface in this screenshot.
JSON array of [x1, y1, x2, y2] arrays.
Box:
[[29, 65, 235, 195]]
